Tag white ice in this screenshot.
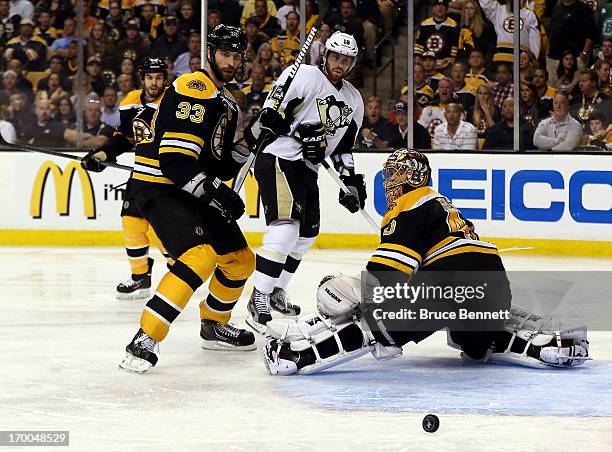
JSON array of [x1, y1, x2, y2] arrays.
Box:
[[1, 247, 611, 452]]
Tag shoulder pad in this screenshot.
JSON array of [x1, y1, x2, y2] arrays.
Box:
[[119, 89, 144, 109], [173, 71, 217, 99], [382, 187, 442, 228]]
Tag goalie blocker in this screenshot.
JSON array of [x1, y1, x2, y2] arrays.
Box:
[[261, 273, 590, 375]]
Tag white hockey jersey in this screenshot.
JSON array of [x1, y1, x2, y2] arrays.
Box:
[[262, 64, 364, 170], [479, 0, 541, 62]]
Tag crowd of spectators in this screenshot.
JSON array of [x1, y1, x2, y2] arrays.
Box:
[[0, 0, 401, 148], [359, 0, 612, 152]]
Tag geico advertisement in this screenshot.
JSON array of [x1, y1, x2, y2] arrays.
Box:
[[0, 152, 610, 241]]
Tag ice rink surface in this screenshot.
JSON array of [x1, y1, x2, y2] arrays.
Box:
[[1, 247, 611, 452]]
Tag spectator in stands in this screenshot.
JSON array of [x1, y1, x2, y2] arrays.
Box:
[[310, 22, 331, 66], [0, 109, 16, 142], [533, 67, 555, 113], [85, 56, 106, 97], [242, 63, 271, 110], [492, 62, 513, 109], [34, 72, 67, 104], [433, 102, 477, 150], [208, 0, 241, 27], [117, 19, 151, 66], [70, 74, 99, 109], [101, 86, 119, 128], [52, 95, 75, 128], [6, 91, 31, 140], [519, 82, 544, 127], [419, 77, 457, 137], [582, 110, 612, 150], [413, 61, 434, 108], [207, 9, 221, 29], [255, 42, 282, 83], [48, 16, 76, 59], [4, 18, 47, 71], [7, 58, 33, 95], [104, 1, 127, 41], [415, 0, 459, 72], [327, 0, 366, 59], [534, 92, 583, 151], [119, 57, 139, 87], [458, 0, 496, 60], [571, 68, 609, 128], [479, 0, 541, 64], [519, 49, 537, 84], [116, 73, 134, 104], [0, 0, 20, 50], [465, 48, 491, 92], [596, 37, 612, 67], [420, 51, 445, 93], [388, 101, 432, 150], [23, 98, 85, 147], [138, 3, 163, 40], [467, 83, 500, 142], [83, 99, 114, 146], [483, 96, 514, 150], [254, 0, 282, 40], [35, 9, 58, 46], [594, 59, 612, 96], [271, 10, 300, 66], [162, 56, 176, 84], [87, 20, 114, 65], [0, 69, 21, 106], [547, 0, 597, 77], [173, 31, 199, 76], [552, 50, 579, 94], [177, 0, 199, 38], [450, 61, 475, 111], [152, 15, 188, 61], [188, 55, 200, 72], [10, 0, 33, 22], [277, 0, 296, 31], [245, 17, 266, 58], [48, 0, 75, 31], [354, 0, 380, 68], [358, 96, 395, 149], [240, 0, 277, 28], [37, 55, 67, 92]]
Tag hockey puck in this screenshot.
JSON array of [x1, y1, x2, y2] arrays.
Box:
[[422, 414, 439, 433]]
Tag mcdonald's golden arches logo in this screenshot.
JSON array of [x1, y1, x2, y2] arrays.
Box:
[[30, 160, 96, 219]]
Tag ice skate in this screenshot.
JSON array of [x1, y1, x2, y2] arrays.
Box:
[[116, 258, 153, 300], [270, 287, 301, 317], [119, 329, 159, 373], [246, 288, 272, 334], [200, 319, 256, 351]]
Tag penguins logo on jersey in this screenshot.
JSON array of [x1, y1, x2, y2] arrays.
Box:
[[133, 118, 153, 144], [316, 95, 352, 134]]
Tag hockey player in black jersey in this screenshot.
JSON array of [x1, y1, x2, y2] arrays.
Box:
[[244, 31, 366, 333], [261, 149, 590, 375], [81, 57, 170, 300], [119, 25, 257, 373]]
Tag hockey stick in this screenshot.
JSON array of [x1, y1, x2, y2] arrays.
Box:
[[498, 246, 535, 253], [233, 0, 330, 193], [0, 138, 133, 171], [321, 159, 379, 232]]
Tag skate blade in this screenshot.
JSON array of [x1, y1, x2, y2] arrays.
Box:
[[259, 344, 275, 375], [271, 310, 299, 320], [201, 339, 256, 352], [116, 288, 151, 301], [118, 353, 153, 373], [246, 314, 268, 335]]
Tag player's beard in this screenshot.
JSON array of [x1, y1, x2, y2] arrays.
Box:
[[220, 66, 237, 83], [144, 84, 162, 99]]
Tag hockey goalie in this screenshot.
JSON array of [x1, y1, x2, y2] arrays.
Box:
[[261, 149, 590, 375]]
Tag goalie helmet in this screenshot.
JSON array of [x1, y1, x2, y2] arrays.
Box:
[[382, 149, 431, 207], [324, 31, 359, 73]]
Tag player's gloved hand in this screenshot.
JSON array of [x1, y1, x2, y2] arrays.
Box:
[[244, 108, 290, 153], [81, 150, 114, 172], [339, 174, 366, 213], [205, 177, 246, 220], [294, 123, 327, 165]]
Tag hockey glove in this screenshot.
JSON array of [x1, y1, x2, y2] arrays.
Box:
[[339, 174, 366, 213], [81, 150, 115, 172], [294, 123, 327, 165], [205, 177, 246, 221], [244, 108, 290, 153]]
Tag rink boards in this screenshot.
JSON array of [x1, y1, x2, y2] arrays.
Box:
[[0, 151, 610, 256]]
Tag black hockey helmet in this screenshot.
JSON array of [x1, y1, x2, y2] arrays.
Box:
[[139, 57, 168, 78], [207, 24, 247, 53]]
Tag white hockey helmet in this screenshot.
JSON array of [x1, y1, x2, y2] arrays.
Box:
[[324, 31, 359, 73]]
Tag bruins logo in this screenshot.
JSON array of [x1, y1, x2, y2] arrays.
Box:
[[211, 114, 228, 160], [132, 118, 153, 144], [502, 16, 524, 34], [426, 34, 444, 53], [427, 118, 443, 137], [187, 79, 206, 91], [316, 95, 353, 134]]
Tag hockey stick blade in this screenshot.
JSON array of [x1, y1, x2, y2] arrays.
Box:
[[0, 137, 133, 172], [233, 0, 330, 193]]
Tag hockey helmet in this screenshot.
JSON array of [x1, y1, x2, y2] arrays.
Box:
[[139, 57, 168, 78], [324, 31, 359, 72], [382, 149, 431, 206], [207, 24, 247, 53]]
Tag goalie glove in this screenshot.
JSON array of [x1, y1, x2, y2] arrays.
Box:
[[183, 173, 245, 220], [244, 108, 290, 153], [294, 123, 327, 165], [339, 174, 366, 213], [81, 150, 115, 173]]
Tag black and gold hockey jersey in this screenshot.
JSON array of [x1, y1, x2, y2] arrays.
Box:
[[366, 186, 498, 277], [415, 17, 460, 71], [130, 69, 242, 192]]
